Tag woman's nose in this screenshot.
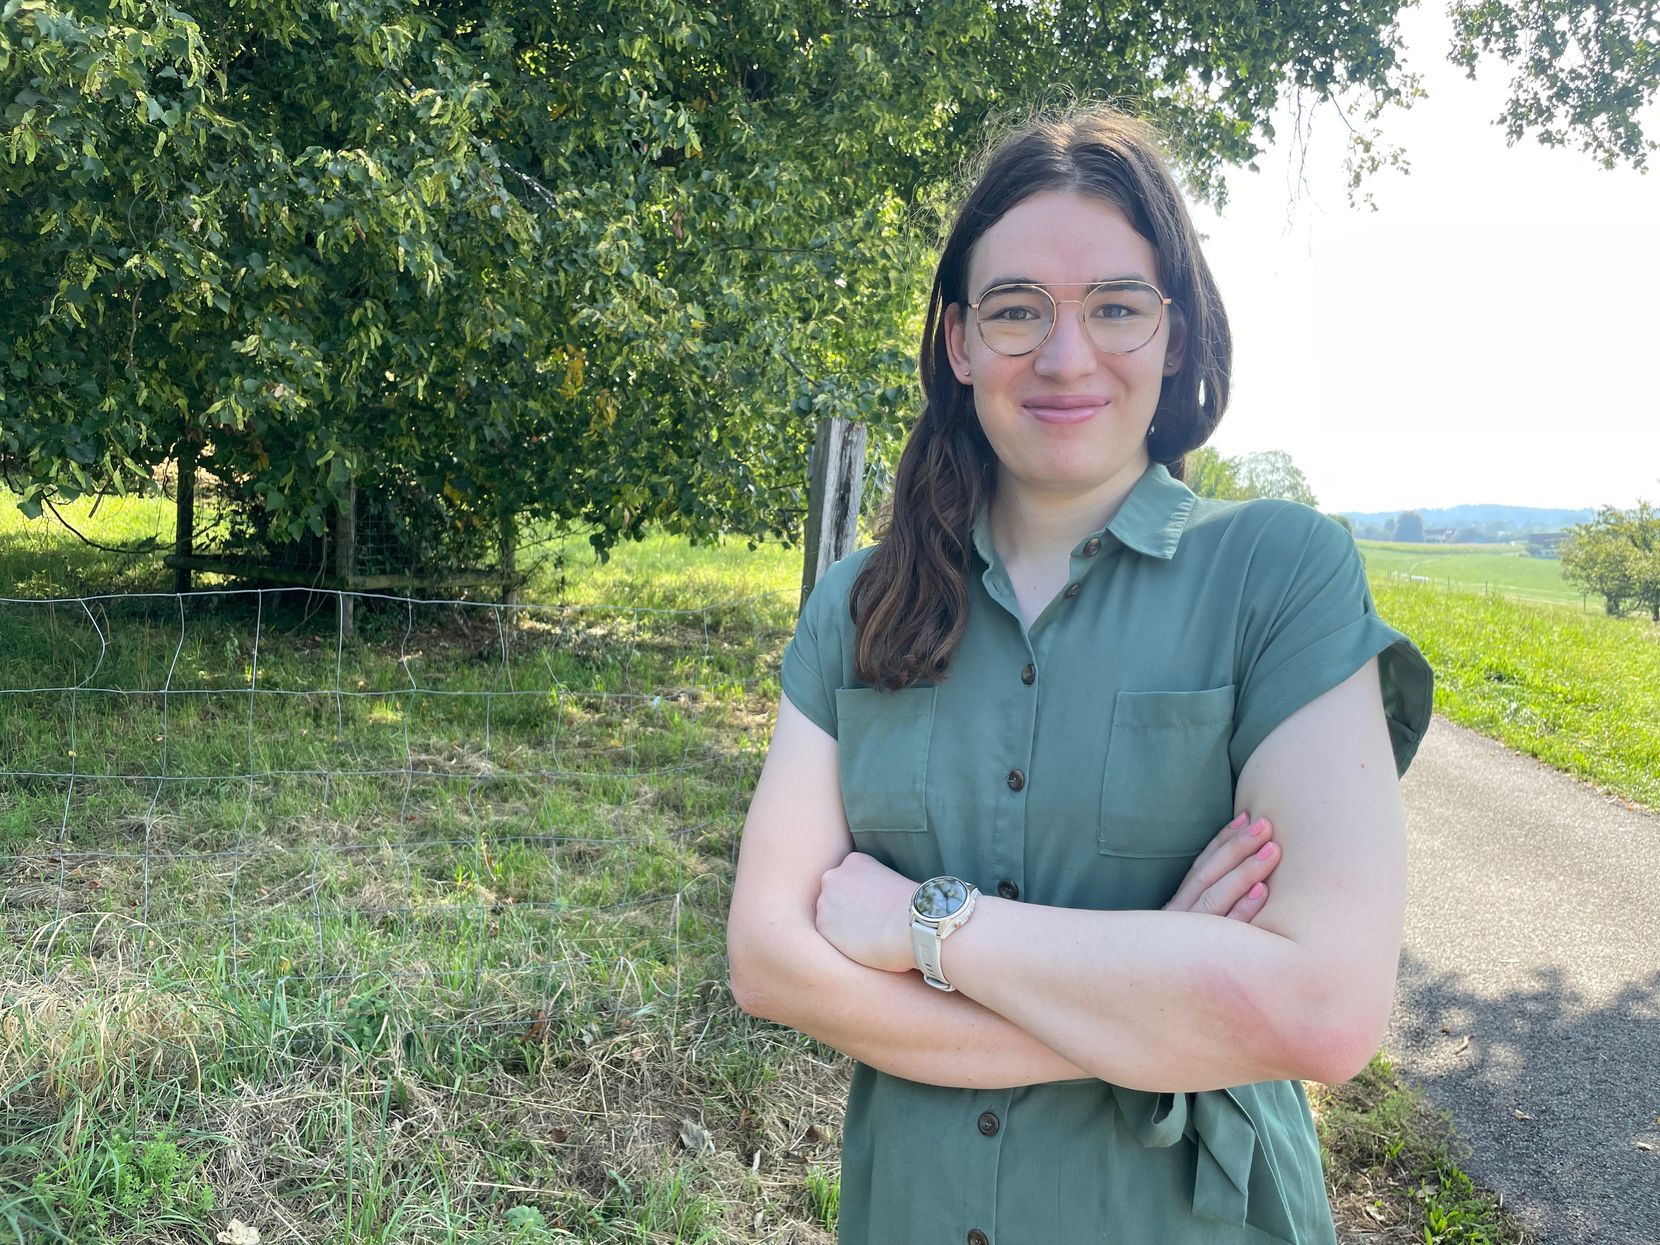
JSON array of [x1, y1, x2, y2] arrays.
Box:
[[1032, 303, 1099, 377]]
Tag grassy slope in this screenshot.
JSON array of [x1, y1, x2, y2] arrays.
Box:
[[1372, 577, 1660, 810]]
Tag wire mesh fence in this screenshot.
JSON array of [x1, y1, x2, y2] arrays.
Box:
[[0, 584, 797, 1052]]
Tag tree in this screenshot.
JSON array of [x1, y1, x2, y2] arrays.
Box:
[[1327, 513, 1355, 535], [1451, 0, 1660, 169], [1394, 511, 1425, 542], [1184, 446, 1322, 504], [1562, 503, 1660, 619], [1183, 446, 1250, 500], [1234, 450, 1319, 507], [4, 1, 1656, 561]]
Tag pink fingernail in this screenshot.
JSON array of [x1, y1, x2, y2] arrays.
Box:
[[1255, 842, 1276, 859], [1248, 819, 1268, 837], [1248, 882, 1265, 899], [1228, 813, 1250, 830]]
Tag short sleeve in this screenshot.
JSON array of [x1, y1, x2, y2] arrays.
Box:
[[1229, 506, 1433, 780], [780, 552, 866, 738]]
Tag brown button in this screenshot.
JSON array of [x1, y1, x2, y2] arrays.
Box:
[[1020, 663, 1036, 685], [996, 879, 1020, 900], [968, 1233, 989, 1245], [1082, 537, 1102, 557], [977, 1111, 1000, 1136], [1006, 769, 1025, 792], [1063, 582, 1081, 599]]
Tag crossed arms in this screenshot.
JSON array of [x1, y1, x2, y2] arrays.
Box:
[[725, 658, 1406, 1094]]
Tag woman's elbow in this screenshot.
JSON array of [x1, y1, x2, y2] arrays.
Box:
[[726, 920, 797, 1022], [1289, 978, 1394, 1085], [727, 956, 780, 1021]]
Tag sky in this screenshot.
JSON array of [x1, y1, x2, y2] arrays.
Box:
[[1188, 4, 1659, 516]]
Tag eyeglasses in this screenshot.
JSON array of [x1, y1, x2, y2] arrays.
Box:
[[967, 280, 1172, 357]]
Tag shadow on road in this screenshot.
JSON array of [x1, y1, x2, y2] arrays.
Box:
[[1392, 951, 1660, 1242]]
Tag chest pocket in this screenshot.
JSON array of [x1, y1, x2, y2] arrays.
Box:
[[1098, 685, 1236, 858], [834, 686, 935, 834]]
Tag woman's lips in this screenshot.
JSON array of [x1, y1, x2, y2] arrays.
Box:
[[1023, 397, 1109, 425]]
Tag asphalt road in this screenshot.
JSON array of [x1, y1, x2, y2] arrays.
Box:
[[1386, 716, 1660, 1244]]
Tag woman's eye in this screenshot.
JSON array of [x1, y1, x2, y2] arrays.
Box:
[[1092, 302, 1138, 320]]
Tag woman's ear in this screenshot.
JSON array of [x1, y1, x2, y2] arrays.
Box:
[[1162, 303, 1188, 377], [944, 303, 973, 385]]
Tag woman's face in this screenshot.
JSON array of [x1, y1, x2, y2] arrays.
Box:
[[944, 190, 1182, 507]]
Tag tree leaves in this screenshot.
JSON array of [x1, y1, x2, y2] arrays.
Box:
[[3, 0, 1651, 563]]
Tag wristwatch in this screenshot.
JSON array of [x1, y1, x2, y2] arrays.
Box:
[[910, 875, 979, 992]]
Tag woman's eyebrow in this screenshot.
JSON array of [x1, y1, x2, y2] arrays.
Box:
[[976, 273, 1155, 297]]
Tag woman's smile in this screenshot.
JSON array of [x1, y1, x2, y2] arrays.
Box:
[[1023, 393, 1111, 425]]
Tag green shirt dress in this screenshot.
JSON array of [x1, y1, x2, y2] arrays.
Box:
[[780, 461, 1435, 1245]]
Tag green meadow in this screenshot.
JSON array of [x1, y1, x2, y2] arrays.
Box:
[[0, 492, 1590, 1244], [1, 490, 836, 1245], [1357, 538, 1587, 607], [1370, 576, 1660, 809]]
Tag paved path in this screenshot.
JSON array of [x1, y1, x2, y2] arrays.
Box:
[[1387, 716, 1660, 1244]]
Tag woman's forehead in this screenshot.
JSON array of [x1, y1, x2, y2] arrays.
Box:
[[966, 190, 1159, 296]]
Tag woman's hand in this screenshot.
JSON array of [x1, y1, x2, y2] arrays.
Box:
[[815, 851, 920, 973], [1163, 812, 1280, 921]]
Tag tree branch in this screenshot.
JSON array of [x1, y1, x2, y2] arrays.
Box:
[[42, 497, 164, 557]]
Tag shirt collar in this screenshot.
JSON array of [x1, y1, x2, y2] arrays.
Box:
[[970, 460, 1199, 565]]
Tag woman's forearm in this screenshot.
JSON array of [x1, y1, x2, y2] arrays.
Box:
[[936, 898, 1368, 1092], [730, 919, 1091, 1088]]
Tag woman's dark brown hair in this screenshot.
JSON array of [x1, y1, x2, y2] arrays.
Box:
[[850, 105, 1232, 690]]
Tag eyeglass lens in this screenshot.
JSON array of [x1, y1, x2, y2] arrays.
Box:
[[976, 282, 1164, 356]]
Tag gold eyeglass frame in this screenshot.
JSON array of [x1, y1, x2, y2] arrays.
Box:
[[966, 279, 1172, 357]]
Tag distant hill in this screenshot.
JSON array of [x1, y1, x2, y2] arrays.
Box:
[[1341, 504, 1596, 532]]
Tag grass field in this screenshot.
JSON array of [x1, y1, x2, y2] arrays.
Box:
[[0, 491, 1557, 1244], [2, 491, 840, 1245], [1356, 539, 1587, 608], [1371, 576, 1660, 809]]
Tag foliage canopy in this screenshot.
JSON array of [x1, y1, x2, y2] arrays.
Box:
[[1561, 503, 1660, 620], [2, 0, 1654, 560], [1184, 446, 1320, 510]]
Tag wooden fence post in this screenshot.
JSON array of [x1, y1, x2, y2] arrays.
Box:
[[336, 480, 357, 640], [801, 417, 867, 607], [174, 443, 195, 595], [499, 513, 518, 607]]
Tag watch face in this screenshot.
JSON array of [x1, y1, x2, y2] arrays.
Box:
[[913, 876, 969, 921]]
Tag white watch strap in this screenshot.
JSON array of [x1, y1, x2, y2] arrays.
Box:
[[912, 920, 953, 991]]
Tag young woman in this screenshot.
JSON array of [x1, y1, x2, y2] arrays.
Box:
[[727, 106, 1433, 1245]]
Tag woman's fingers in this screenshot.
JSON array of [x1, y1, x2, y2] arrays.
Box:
[[1165, 814, 1279, 917], [1187, 811, 1251, 876], [1167, 812, 1251, 909], [1198, 830, 1279, 920], [1225, 881, 1269, 922]]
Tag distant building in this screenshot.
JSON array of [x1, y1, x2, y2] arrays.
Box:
[[1527, 532, 1566, 558], [1424, 528, 1459, 543]]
